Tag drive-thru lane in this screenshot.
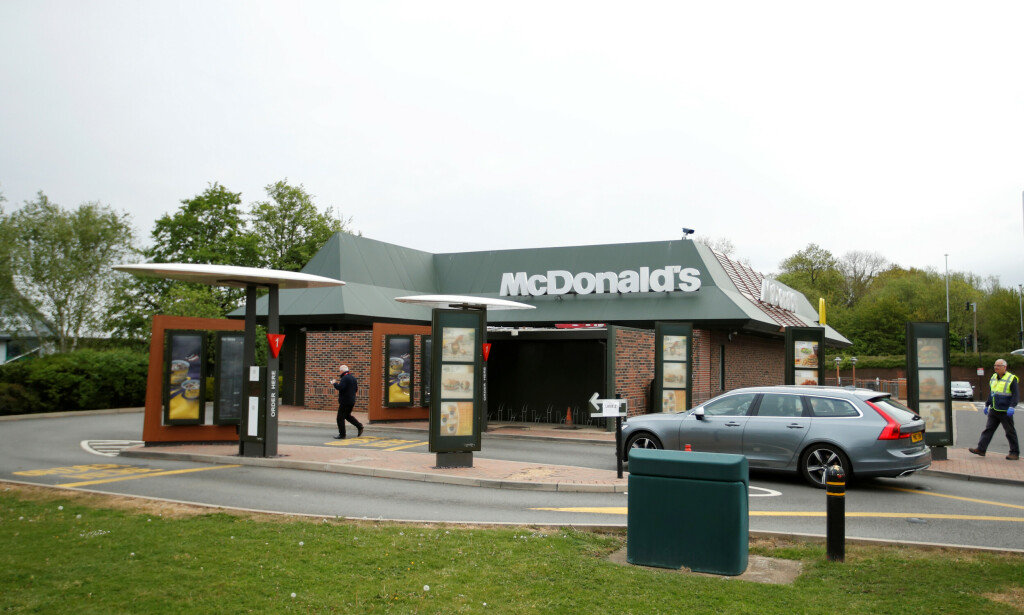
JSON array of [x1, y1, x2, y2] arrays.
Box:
[[1, 410, 1023, 551]]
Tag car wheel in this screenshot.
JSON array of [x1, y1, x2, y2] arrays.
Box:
[[624, 433, 662, 460], [800, 444, 850, 488]]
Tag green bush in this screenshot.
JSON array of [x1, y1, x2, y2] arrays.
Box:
[[0, 349, 149, 415]]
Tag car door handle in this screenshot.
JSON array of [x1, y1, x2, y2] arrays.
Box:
[[786, 423, 805, 429], [725, 421, 742, 427]]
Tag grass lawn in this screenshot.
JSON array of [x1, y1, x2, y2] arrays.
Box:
[[1, 482, 1022, 614]]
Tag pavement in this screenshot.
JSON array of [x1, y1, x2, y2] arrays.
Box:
[[118, 405, 1024, 492]]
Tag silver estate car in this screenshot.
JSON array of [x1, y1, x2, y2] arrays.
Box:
[[621, 386, 931, 488]]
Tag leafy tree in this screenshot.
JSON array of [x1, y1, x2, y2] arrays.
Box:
[[0, 193, 135, 352], [106, 183, 258, 341], [250, 180, 354, 271], [776, 243, 844, 308]]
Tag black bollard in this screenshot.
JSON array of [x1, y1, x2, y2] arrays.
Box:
[[826, 464, 845, 562]]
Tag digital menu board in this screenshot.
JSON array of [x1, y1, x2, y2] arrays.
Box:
[[163, 331, 206, 425], [429, 310, 485, 453], [655, 323, 692, 412]]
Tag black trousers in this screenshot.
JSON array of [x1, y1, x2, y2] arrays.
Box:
[[976, 410, 1019, 455], [336, 402, 362, 437]]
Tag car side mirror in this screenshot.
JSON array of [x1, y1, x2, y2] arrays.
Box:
[[694, 408, 705, 421]]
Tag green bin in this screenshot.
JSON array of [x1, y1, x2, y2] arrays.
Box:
[[627, 449, 748, 575]]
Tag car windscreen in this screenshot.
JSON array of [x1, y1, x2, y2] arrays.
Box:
[[870, 397, 920, 423], [951, 382, 970, 387]]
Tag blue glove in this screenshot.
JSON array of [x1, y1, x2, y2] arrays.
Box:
[[1009, 407, 1016, 416], [983, 406, 989, 415]]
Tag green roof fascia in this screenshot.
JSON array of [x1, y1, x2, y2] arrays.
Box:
[[302, 233, 439, 293]]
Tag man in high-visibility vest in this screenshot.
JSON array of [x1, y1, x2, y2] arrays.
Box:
[[969, 359, 1019, 461]]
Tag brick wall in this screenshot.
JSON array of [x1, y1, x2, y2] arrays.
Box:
[[703, 331, 785, 403], [612, 327, 654, 416], [305, 331, 373, 411]]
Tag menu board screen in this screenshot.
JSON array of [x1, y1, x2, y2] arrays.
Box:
[[656, 324, 691, 413], [385, 335, 414, 407], [163, 331, 205, 425], [794, 341, 819, 368], [784, 327, 825, 387], [429, 310, 485, 453], [214, 333, 244, 424], [906, 323, 952, 447]]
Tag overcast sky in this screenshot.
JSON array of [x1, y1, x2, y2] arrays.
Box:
[[2, 1, 1022, 289]]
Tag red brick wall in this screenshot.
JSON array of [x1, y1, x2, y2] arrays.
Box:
[[703, 331, 785, 403], [305, 331, 373, 411], [612, 327, 654, 416]]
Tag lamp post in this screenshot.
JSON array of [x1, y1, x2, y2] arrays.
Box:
[[1018, 284, 1023, 350], [851, 357, 858, 387], [944, 254, 950, 323], [835, 356, 842, 386]]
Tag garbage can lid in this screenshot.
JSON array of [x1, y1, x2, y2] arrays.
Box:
[[629, 449, 749, 485]]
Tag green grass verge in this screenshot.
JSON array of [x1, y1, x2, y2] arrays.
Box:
[[1, 484, 1022, 614]]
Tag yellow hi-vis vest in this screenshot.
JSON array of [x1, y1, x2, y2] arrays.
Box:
[[989, 372, 1019, 411]]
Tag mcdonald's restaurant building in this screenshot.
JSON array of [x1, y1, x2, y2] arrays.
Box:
[[244, 233, 850, 425]]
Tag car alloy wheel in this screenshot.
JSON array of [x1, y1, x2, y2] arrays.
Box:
[[800, 444, 849, 488], [624, 433, 662, 460]]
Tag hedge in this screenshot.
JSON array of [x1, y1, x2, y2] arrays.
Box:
[[0, 349, 149, 415]]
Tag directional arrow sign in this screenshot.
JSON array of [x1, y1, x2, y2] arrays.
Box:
[[589, 392, 627, 417]]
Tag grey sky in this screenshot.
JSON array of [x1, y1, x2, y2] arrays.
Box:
[[2, 1, 1022, 289]]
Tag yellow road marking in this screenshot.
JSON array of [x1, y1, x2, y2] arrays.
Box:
[[531, 507, 1024, 522], [57, 465, 241, 487], [383, 441, 429, 451], [883, 486, 1024, 510]]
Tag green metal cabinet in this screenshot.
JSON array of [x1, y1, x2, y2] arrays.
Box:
[[627, 449, 749, 575]]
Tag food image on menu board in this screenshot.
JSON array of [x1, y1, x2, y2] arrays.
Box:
[[662, 389, 688, 412], [440, 401, 474, 436], [167, 334, 202, 421], [442, 327, 475, 362], [440, 364, 474, 399], [918, 371, 945, 399], [663, 363, 687, 388], [917, 338, 943, 368], [794, 341, 819, 368], [795, 369, 819, 386], [663, 336, 687, 359], [919, 401, 946, 432]]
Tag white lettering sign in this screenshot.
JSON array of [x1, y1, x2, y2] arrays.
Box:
[[500, 266, 702, 297], [759, 278, 798, 312]]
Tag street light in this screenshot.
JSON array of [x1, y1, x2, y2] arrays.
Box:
[[1018, 284, 1023, 350], [851, 356, 858, 386], [834, 356, 842, 385], [944, 254, 949, 323]]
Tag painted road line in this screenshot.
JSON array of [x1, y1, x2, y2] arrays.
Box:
[[883, 486, 1024, 511], [81, 440, 144, 457], [530, 507, 1024, 522], [383, 441, 429, 451], [57, 465, 242, 488]]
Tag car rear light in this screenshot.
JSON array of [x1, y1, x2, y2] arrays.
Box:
[[866, 401, 911, 440]]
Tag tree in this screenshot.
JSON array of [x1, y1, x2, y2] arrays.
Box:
[[249, 180, 354, 272], [836, 251, 888, 307], [0, 193, 136, 352], [776, 243, 844, 308], [105, 183, 258, 341]]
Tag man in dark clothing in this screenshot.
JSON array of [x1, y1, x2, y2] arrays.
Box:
[[331, 364, 363, 439], [969, 358, 1019, 461]]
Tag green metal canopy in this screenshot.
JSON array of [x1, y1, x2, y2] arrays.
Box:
[[233, 233, 851, 346]]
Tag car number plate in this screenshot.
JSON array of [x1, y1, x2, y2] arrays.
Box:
[[911, 432, 923, 443]]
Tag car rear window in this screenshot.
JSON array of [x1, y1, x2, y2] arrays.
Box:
[[870, 397, 920, 423], [806, 396, 859, 418]]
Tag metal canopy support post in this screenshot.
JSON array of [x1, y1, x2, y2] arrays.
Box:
[[265, 284, 279, 456], [241, 283, 281, 458], [240, 285, 260, 457]]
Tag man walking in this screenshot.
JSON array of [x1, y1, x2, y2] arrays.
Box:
[[331, 364, 364, 439], [969, 358, 1019, 461]]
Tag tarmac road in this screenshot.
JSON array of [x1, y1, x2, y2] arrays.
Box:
[[2, 410, 1023, 552]]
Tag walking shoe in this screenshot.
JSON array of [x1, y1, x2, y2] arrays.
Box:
[[334, 434, 345, 440], [357, 425, 364, 437], [1008, 454, 1020, 461], [968, 448, 985, 457]]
